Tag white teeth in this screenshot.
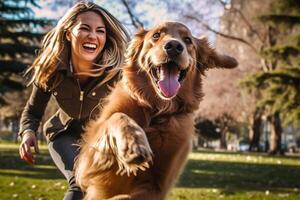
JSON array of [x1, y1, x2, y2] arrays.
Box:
[[83, 43, 97, 49], [156, 68, 160, 79], [160, 67, 164, 80]]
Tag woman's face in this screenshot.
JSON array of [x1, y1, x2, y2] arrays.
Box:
[[66, 11, 106, 64]]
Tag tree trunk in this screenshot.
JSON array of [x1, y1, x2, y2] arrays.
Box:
[[249, 107, 263, 151], [220, 130, 227, 149], [269, 112, 283, 155]]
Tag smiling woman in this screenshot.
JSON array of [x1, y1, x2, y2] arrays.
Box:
[[18, 2, 129, 200]]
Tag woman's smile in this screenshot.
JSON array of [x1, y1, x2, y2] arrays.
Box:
[[82, 42, 98, 53]]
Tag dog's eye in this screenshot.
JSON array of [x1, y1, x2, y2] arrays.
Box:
[[184, 37, 192, 44], [152, 32, 160, 39]]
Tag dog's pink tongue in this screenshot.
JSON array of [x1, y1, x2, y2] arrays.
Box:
[[158, 67, 180, 98]]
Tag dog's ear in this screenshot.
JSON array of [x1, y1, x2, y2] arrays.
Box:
[[195, 37, 238, 70], [126, 28, 148, 63]]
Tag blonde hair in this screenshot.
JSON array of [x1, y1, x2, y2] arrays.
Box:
[[29, 1, 129, 89]]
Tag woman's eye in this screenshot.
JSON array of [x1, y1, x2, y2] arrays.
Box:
[[153, 32, 160, 39], [97, 30, 105, 34], [184, 37, 192, 44], [79, 27, 89, 31]]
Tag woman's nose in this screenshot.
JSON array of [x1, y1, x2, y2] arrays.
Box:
[[87, 31, 97, 39]]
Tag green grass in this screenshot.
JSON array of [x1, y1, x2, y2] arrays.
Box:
[[0, 143, 300, 200]]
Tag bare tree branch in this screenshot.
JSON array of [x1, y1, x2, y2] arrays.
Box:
[[120, 0, 144, 29], [216, 0, 227, 7], [186, 15, 259, 54], [216, 0, 265, 43]]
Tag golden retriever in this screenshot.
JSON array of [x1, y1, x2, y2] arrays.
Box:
[[75, 21, 237, 200]]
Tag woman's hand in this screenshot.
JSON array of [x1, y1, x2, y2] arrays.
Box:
[[19, 131, 39, 164]]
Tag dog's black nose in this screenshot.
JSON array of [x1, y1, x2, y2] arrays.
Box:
[[164, 40, 184, 56]]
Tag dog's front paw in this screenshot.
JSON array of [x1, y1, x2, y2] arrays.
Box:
[[110, 113, 153, 176], [116, 125, 153, 176]]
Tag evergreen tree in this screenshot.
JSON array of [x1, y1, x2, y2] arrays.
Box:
[[0, 0, 53, 105], [244, 0, 300, 126], [243, 0, 300, 154]]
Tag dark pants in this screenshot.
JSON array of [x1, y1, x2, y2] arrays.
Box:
[[48, 123, 84, 200]]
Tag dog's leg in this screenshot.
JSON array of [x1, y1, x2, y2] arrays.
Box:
[[76, 112, 153, 199], [94, 112, 153, 176]]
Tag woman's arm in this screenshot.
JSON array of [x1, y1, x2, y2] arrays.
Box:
[[19, 84, 51, 164], [19, 84, 51, 137]]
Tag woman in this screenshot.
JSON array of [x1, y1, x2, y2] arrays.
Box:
[[18, 2, 129, 200]]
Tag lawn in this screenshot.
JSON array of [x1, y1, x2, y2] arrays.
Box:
[[0, 143, 300, 200]]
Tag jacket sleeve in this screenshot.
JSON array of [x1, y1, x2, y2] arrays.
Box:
[[18, 83, 51, 137]]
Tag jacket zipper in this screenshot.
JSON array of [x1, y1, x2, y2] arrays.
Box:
[[76, 79, 84, 119]]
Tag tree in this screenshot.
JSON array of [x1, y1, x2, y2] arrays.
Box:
[[0, 0, 53, 137], [214, 113, 237, 149], [249, 107, 264, 151], [0, 0, 53, 106], [190, 0, 292, 154], [195, 113, 240, 149], [194, 117, 220, 148], [209, 0, 271, 152], [243, 0, 300, 154], [195, 118, 220, 139]]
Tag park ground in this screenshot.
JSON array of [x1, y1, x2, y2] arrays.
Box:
[[0, 142, 300, 200]]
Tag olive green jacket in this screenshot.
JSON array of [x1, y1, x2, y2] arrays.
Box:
[[19, 63, 118, 141]]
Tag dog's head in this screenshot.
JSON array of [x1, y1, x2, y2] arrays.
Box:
[[125, 22, 237, 100]]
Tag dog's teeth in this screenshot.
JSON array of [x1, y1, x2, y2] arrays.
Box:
[[160, 67, 165, 80]]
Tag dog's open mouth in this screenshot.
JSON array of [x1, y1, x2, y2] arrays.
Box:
[[150, 61, 188, 99]]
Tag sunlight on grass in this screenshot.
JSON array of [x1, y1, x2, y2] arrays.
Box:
[[189, 151, 300, 166], [0, 143, 300, 200]]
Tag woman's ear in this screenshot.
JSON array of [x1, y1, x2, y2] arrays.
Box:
[[195, 36, 238, 70]]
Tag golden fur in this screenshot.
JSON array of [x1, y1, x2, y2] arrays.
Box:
[[75, 22, 237, 200]]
